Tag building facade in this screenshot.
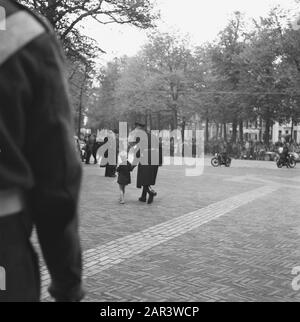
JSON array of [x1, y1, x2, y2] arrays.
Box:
[[206, 119, 300, 144], [272, 122, 300, 144]]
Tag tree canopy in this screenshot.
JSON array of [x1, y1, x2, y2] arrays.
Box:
[[18, 0, 159, 59], [17, 0, 159, 134], [88, 5, 300, 144]]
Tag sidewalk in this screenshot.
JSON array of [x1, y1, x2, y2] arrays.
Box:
[[42, 160, 300, 302]]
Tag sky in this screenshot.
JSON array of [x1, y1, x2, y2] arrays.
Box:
[[82, 0, 299, 64]]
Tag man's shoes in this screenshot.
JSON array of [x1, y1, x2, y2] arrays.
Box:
[[139, 197, 147, 203], [147, 192, 155, 204], [149, 187, 157, 196]]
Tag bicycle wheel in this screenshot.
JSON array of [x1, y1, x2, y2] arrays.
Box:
[[211, 158, 219, 167]]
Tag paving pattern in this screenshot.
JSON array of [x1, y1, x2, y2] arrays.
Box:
[[39, 158, 300, 302]]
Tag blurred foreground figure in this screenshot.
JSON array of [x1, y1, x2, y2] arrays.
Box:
[[0, 0, 84, 302]]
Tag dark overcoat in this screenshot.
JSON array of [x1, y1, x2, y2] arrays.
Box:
[[135, 132, 162, 188], [0, 0, 83, 302], [117, 162, 134, 186]]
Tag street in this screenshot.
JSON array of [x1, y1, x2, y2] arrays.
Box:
[[41, 158, 300, 302]]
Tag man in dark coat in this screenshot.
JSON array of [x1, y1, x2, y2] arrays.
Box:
[[133, 122, 161, 204], [85, 134, 97, 164], [0, 0, 83, 302], [104, 131, 119, 177], [280, 142, 290, 165]]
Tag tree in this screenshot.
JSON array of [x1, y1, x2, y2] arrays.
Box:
[[65, 56, 96, 135], [115, 32, 197, 130], [87, 4, 300, 143], [189, 44, 221, 141], [275, 8, 300, 135], [208, 12, 250, 143], [18, 0, 159, 132], [87, 57, 127, 130], [115, 55, 162, 126], [18, 0, 159, 59], [238, 7, 295, 144]]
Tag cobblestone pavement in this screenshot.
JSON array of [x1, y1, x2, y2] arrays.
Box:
[[40, 158, 300, 302]]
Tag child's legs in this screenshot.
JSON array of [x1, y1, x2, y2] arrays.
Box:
[[119, 185, 125, 200]]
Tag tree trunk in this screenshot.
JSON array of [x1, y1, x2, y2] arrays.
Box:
[[264, 118, 271, 147], [149, 112, 153, 130], [77, 100, 83, 138], [46, 0, 58, 27], [239, 121, 244, 142], [77, 83, 85, 137], [157, 112, 161, 131], [206, 118, 209, 142], [182, 117, 186, 157], [259, 117, 263, 142], [173, 109, 178, 130], [216, 123, 219, 138], [232, 119, 238, 143], [77, 64, 88, 137], [144, 112, 148, 130], [223, 123, 227, 142]]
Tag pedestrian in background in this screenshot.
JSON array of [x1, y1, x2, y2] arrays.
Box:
[[85, 134, 97, 164]]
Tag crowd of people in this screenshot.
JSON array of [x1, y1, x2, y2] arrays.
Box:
[[205, 138, 300, 160], [78, 123, 162, 205], [76, 132, 118, 176], [77, 134, 300, 166]]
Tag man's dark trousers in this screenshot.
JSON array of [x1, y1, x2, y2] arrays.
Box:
[[0, 212, 40, 302]]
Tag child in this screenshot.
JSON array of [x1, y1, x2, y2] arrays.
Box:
[[117, 152, 135, 204]]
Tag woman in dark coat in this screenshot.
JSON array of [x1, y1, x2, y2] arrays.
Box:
[[103, 132, 119, 177], [105, 164, 117, 177]]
